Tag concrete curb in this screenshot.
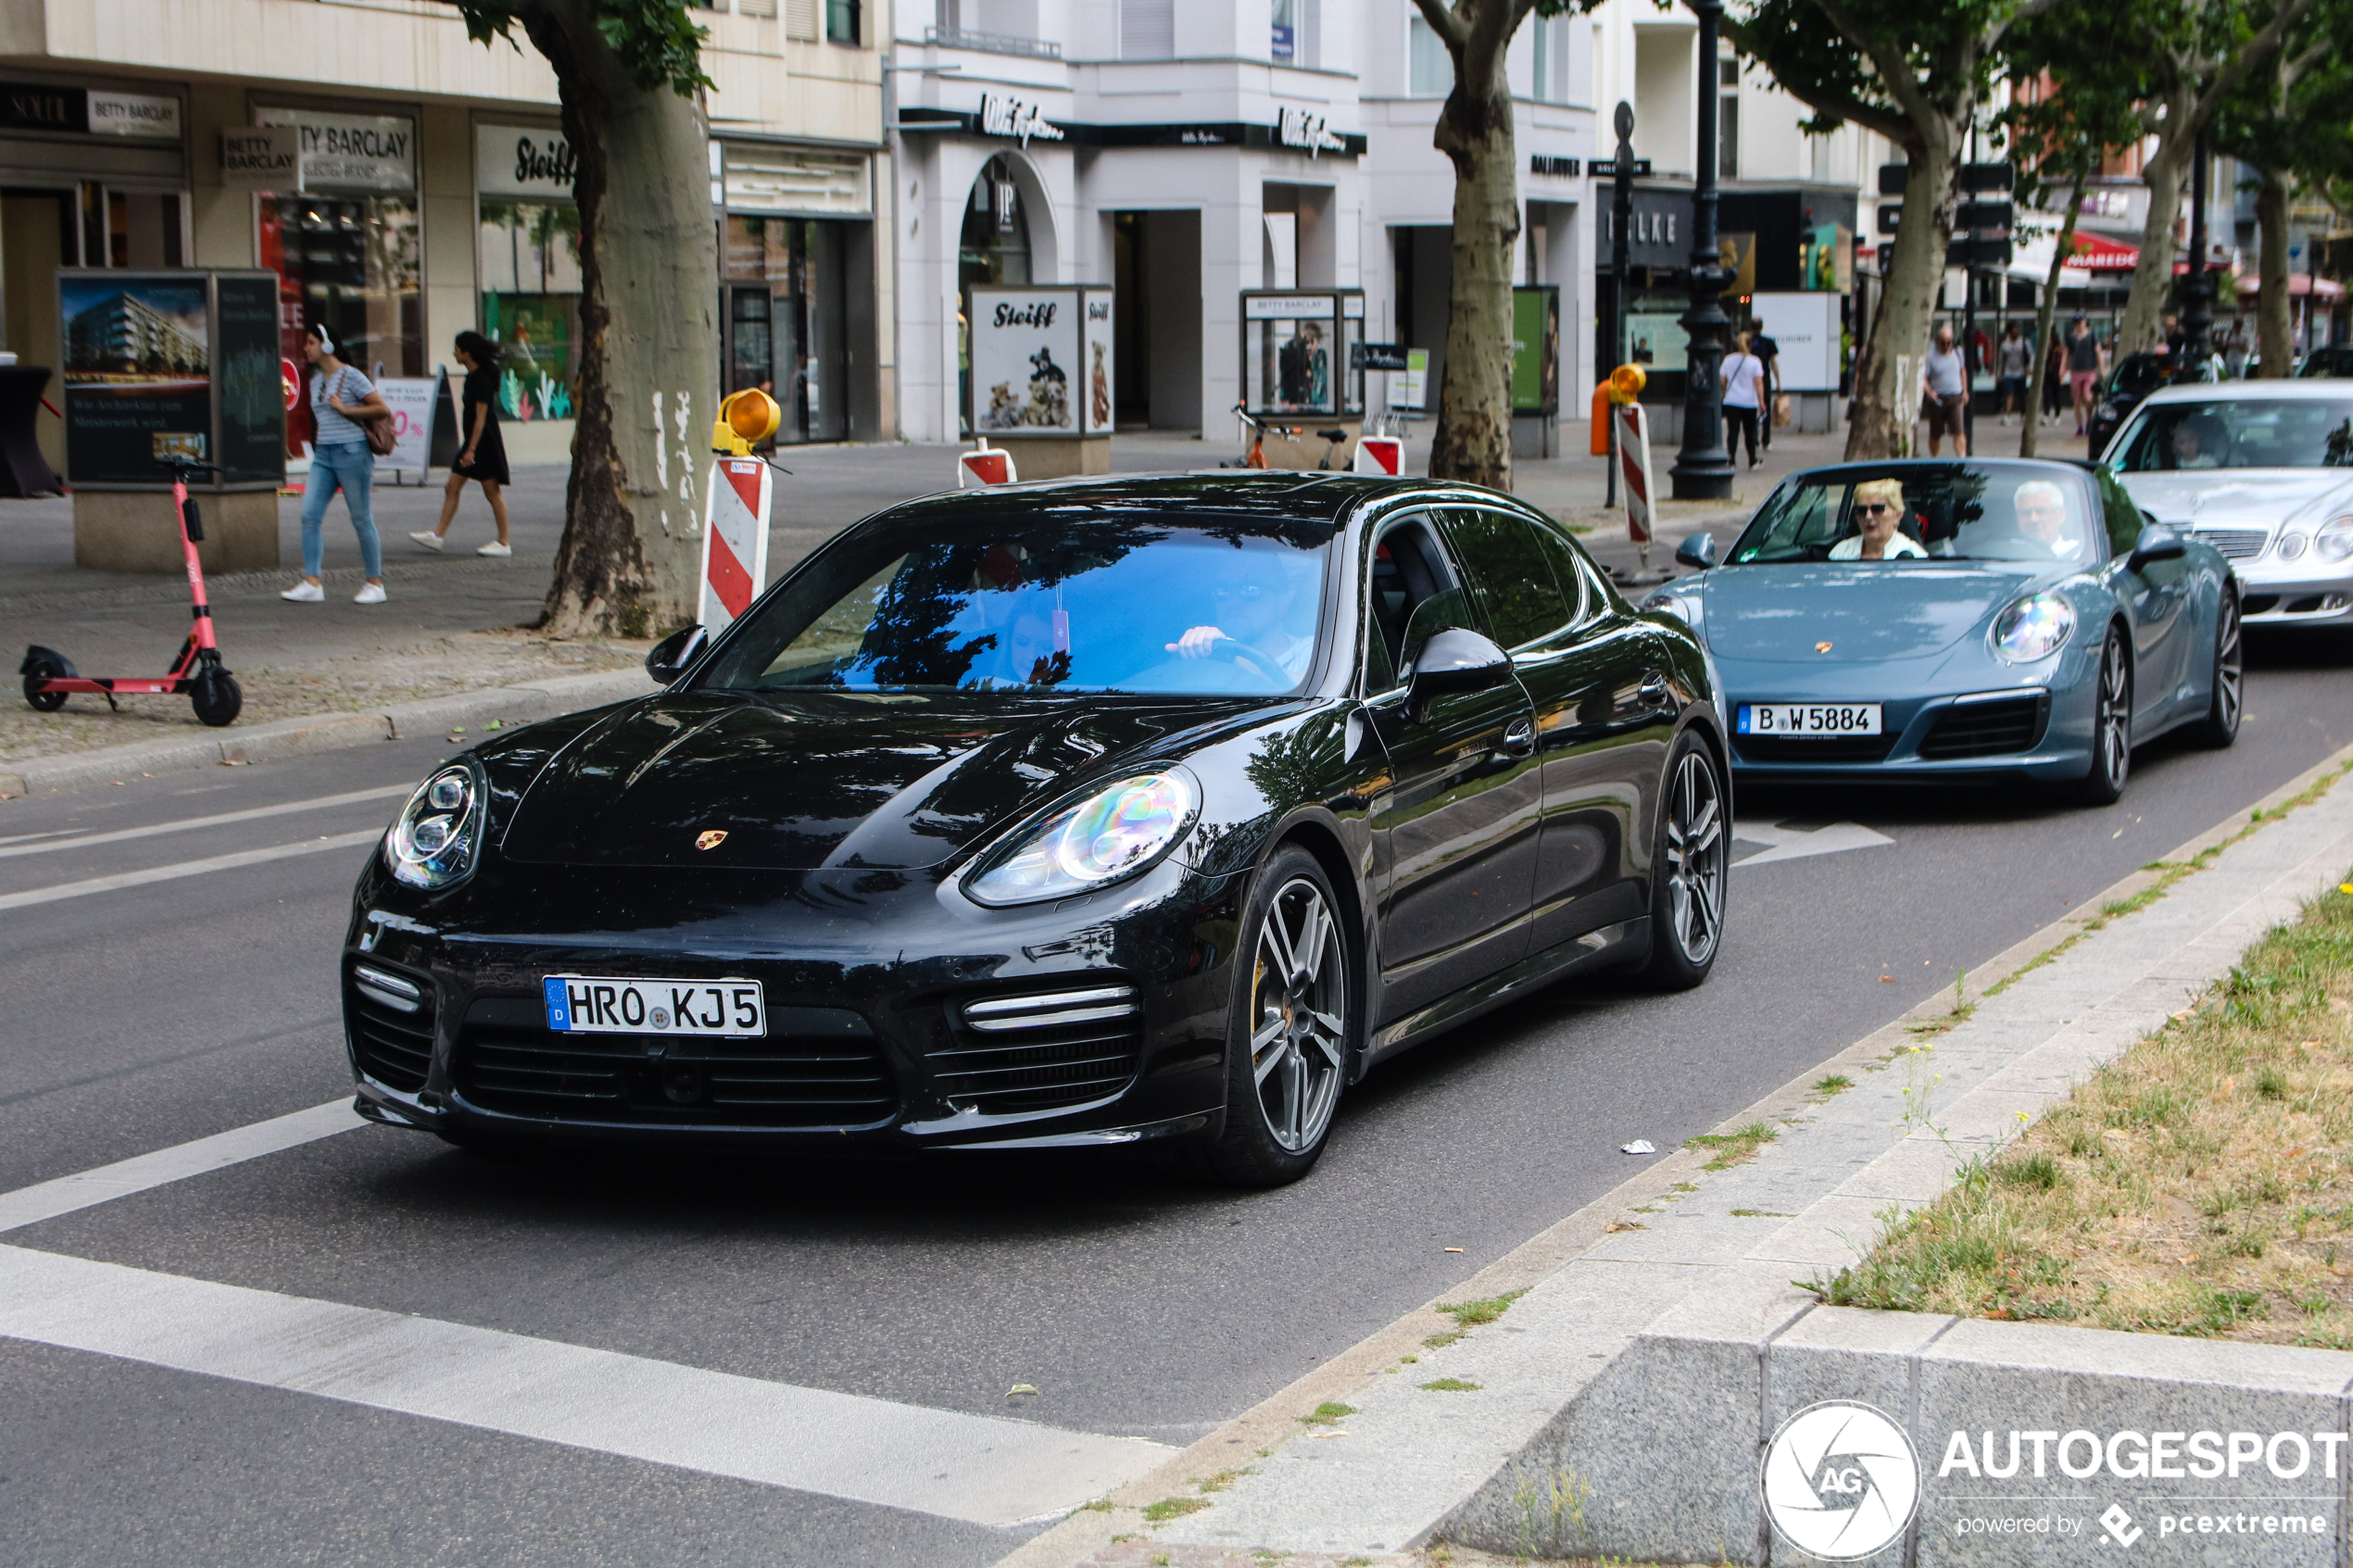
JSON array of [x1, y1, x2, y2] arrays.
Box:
[[1013, 743, 2353, 1568], [0, 668, 659, 797]]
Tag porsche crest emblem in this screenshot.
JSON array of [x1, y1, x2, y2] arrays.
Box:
[[695, 830, 729, 851], [1816, 641, 1834, 654]]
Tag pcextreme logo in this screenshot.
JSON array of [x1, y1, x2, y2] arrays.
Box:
[[1760, 1400, 1921, 1561]]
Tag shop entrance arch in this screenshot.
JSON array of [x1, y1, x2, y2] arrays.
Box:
[[957, 151, 1055, 433]]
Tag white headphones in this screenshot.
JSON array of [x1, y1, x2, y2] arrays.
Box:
[[309, 323, 335, 355]]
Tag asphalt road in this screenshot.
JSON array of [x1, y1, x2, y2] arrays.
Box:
[[4, 626, 2351, 1566]]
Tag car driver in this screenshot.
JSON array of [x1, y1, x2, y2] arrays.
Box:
[[2014, 480, 2086, 558], [2170, 416, 2225, 470], [1167, 552, 1313, 681], [1829, 478, 1927, 560]]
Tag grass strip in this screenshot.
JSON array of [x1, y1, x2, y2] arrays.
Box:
[[1684, 1122, 1779, 1171], [1809, 879, 2353, 1347]]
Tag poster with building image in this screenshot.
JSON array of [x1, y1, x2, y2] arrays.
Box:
[[969, 284, 1095, 436], [59, 271, 211, 485]]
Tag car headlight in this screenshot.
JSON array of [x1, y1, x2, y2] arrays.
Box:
[[1992, 592, 2075, 663], [965, 770, 1198, 907], [384, 763, 485, 889], [2278, 532, 2309, 561], [1640, 590, 1704, 636], [2316, 516, 2353, 562]]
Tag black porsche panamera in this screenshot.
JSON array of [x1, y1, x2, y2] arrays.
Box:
[[344, 473, 1729, 1185]]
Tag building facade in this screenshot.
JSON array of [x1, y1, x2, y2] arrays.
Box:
[[0, 0, 888, 480]]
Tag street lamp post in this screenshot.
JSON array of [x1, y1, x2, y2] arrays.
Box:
[[1605, 100, 1634, 508], [2182, 126, 2213, 379], [1670, 0, 1734, 500]]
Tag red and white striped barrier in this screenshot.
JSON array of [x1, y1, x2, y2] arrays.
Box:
[[958, 439, 1019, 488], [698, 456, 772, 635], [1615, 401, 1655, 546], [1353, 435, 1403, 476]]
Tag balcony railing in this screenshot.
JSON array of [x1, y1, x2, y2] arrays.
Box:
[[924, 25, 1061, 59]]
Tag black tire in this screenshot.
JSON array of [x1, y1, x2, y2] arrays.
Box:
[[189, 671, 242, 728], [22, 655, 67, 712], [2190, 589, 2242, 748], [1632, 730, 1729, 990], [1181, 844, 1355, 1188], [2075, 630, 2133, 805]]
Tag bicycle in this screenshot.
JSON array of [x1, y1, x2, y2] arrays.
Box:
[[1224, 403, 1351, 470]]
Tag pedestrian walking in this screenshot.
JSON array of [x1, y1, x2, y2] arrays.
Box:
[[411, 332, 513, 557], [2066, 317, 2102, 436], [2042, 334, 2069, 423], [2221, 316, 2251, 380], [1922, 323, 1969, 457], [1721, 331, 1768, 468], [282, 322, 388, 605], [1750, 328, 1781, 449], [1996, 322, 2032, 422]]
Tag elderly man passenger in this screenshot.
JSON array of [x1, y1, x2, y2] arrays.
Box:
[[1829, 479, 1928, 559], [2013, 479, 2087, 558]]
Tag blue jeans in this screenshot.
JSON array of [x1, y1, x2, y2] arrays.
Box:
[[302, 443, 380, 578]]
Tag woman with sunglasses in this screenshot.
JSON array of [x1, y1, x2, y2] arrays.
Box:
[[1828, 478, 1926, 560]]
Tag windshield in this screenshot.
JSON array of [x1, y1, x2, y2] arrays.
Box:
[[2111, 397, 2353, 470], [698, 515, 1332, 696], [1727, 465, 2102, 570]]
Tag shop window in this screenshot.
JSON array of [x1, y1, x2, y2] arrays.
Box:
[[958, 157, 1032, 436], [826, 0, 860, 44], [1408, 13, 1449, 96], [1119, 0, 1174, 60], [1532, 14, 1569, 105], [1719, 56, 1740, 181], [259, 196, 422, 384], [477, 199, 582, 422], [724, 214, 847, 445]]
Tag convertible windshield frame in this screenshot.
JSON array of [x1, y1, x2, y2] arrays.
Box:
[[1724, 461, 2106, 571], [688, 507, 1345, 701]]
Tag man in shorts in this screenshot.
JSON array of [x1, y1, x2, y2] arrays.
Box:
[[1923, 323, 1969, 457], [2066, 317, 2102, 436]]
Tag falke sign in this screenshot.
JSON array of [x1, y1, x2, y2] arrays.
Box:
[[1277, 106, 1346, 158], [978, 94, 1064, 147], [476, 125, 576, 198]]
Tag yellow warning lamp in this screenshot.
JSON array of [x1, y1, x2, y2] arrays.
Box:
[[711, 388, 781, 455], [1608, 363, 1647, 404]]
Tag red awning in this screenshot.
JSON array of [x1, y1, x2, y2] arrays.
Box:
[[2235, 272, 2347, 302], [2069, 232, 2139, 270]]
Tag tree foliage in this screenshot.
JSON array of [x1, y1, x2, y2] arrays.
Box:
[[449, 0, 713, 97]]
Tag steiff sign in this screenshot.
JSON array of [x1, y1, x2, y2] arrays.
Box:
[[220, 127, 299, 192], [476, 125, 576, 199]]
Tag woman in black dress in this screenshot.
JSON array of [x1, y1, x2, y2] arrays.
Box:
[[411, 332, 513, 557]]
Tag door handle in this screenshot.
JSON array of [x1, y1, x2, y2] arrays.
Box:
[[1638, 671, 1671, 709], [1502, 716, 1536, 756]]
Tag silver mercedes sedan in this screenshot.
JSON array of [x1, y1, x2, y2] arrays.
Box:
[[2104, 381, 2353, 629]]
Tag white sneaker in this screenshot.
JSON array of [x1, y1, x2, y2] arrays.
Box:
[[476, 540, 512, 557], [354, 583, 387, 605], [409, 531, 446, 552], [281, 581, 324, 603]]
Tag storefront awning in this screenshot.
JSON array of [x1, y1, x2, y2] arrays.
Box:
[[2234, 272, 2347, 302]]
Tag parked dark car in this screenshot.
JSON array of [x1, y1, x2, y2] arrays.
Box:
[[343, 474, 1730, 1185], [2296, 345, 2353, 379], [2087, 351, 2179, 453]]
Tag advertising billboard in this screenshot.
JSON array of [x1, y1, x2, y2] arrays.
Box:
[[969, 284, 1113, 438], [59, 270, 284, 489], [1512, 285, 1560, 415]]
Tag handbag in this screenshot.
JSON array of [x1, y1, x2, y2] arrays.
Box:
[[1771, 393, 1793, 428], [333, 368, 399, 457]]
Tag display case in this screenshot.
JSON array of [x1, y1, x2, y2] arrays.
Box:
[[58, 269, 283, 491], [1239, 290, 1365, 420], [968, 282, 1114, 438]]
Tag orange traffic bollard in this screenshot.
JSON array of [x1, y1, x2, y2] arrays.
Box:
[[1590, 382, 1613, 455]]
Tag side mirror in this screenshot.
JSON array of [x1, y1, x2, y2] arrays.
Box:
[[1674, 532, 1718, 571], [646, 623, 710, 684], [2128, 521, 2186, 571], [1405, 627, 1512, 717]]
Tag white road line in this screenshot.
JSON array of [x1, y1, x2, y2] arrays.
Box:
[[0, 784, 409, 859], [0, 1245, 1170, 1527], [0, 829, 384, 911], [0, 1100, 361, 1234], [1732, 820, 1895, 868]]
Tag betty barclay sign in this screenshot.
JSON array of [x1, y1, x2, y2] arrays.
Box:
[[256, 107, 414, 194], [978, 94, 1064, 148], [1276, 107, 1346, 159], [476, 125, 577, 199], [0, 83, 181, 140]]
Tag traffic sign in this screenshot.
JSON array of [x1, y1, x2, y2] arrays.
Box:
[[1879, 161, 2014, 195], [1957, 200, 2014, 232]]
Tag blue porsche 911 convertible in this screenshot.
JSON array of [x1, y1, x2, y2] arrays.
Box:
[[1643, 458, 2241, 803]]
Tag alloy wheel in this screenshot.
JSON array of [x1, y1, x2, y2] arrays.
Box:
[[1249, 877, 1347, 1153], [2213, 596, 2243, 734], [2095, 638, 2132, 792], [1661, 748, 1727, 966]]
